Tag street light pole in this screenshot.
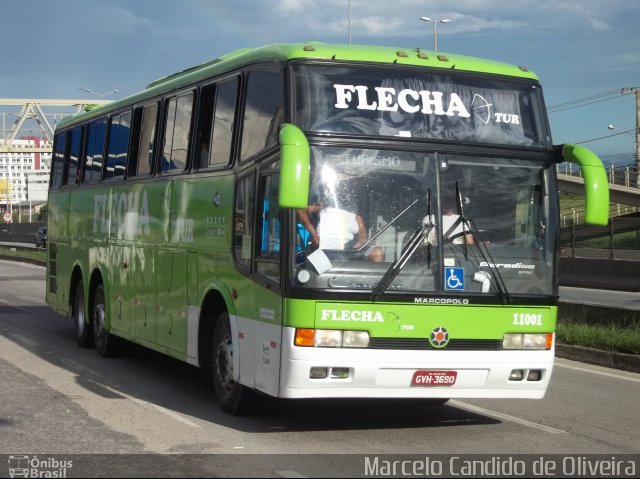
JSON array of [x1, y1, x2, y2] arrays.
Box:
[[78, 87, 120, 99], [620, 88, 640, 187], [420, 16, 451, 51], [347, 0, 352, 44]]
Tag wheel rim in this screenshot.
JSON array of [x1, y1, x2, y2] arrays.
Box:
[[75, 290, 85, 335], [93, 299, 106, 345], [215, 331, 235, 399]]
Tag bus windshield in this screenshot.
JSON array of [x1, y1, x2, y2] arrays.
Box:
[[292, 146, 556, 297], [293, 63, 551, 149]]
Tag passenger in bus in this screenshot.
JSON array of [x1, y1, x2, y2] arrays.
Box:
[[297, 204, 367, 251]]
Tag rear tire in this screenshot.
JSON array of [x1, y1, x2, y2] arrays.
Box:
[[73, 282, 93, 348], [212, 313, 255, 415], [92, 284, 120, 357]]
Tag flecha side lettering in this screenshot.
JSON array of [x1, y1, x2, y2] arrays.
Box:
[[319, 309, 384, 322]]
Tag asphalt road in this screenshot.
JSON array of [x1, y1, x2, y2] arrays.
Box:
[[1, 260, 639, 477]]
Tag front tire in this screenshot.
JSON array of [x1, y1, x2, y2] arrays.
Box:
[[73, 282, 93, 348], [92, 284, 119, 357], [212, 313, 255, 415]]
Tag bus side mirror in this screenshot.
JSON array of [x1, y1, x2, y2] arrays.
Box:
[[279, 123, 310, 208], [557, 144, 609, 226]]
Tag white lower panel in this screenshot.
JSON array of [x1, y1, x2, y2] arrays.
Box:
[[279, 328, 554, 399]]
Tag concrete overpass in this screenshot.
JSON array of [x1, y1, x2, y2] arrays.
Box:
[[557, 171, 640, 207]]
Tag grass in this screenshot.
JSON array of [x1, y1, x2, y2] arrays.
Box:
[[0, 245, 46, 263], [556, 322, 640, 355]]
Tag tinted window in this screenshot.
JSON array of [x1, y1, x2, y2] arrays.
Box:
[[211, 79, 238, 167], [240, 70, 283, 161], [65, 126, 83, 186], [105, 112, 131, 180], [293, 64, 550, 149], [257, 168, 280, 284], [233, 173, 255, 269], [195, 84, 216, 169], [161, 92, 193, 173], [50, 133, 66, 189], [84, 119, 107, 184], [133, 104, 158, 177]]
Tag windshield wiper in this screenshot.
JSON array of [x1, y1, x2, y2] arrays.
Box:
[[355, 198, 419, 252], [371, 223, 434, 301], [371, 190, 432, 301], [452, 183, 511, 304]]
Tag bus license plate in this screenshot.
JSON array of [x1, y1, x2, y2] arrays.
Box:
[[411, 370, 457, 387]]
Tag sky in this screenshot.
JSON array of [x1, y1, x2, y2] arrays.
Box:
[[2, 0, 639, 164]]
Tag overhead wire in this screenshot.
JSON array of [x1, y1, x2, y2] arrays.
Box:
[[547, 88, 635, 113]]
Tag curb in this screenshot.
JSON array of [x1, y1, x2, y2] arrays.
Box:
[[556, 344, 640, 374], [0, 254, 46, 267]]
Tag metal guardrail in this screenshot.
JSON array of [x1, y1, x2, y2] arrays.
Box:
[[557, 161, 640, 189], [560, 217, 640, 260]]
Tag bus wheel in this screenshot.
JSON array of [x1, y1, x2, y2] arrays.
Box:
[[73, 282, 93, 348], [92, 284, 119, 357], [212, 313, 254, 415]]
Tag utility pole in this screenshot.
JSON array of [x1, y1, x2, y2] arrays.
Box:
[[622, 87, 640, 186]]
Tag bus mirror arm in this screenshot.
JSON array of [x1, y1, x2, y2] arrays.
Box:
[[555, 143, 609, 226]]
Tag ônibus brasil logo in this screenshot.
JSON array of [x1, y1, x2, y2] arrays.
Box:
[[429, 326, 450, 348]]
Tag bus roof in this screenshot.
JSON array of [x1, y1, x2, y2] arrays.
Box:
[[57, 42, 539, 130]]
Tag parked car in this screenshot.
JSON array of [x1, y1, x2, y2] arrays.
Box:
[[35, 227, 47, 248]]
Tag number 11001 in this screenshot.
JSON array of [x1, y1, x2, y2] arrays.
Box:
[[512, 313, 542, 326]]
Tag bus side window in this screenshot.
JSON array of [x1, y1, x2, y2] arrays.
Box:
[[195, 84, 216, 170], [65, 126, 83, 186], [161, 92, 194, 174], [84, 118, 107, 184], [195, 78, 239, 170], [131, 103, 158, 178], [240, 70, 283, 162], [256, 165, 281, 285], [233, 172, 256, 270], [105, 111, 131, 180], [50, 132, 66, 189], [210, 79, 239, 167]]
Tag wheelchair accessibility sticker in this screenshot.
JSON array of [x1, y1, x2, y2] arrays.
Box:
[[445, 267, 465, 291]]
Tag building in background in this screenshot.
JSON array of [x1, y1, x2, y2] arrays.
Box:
[[0, 136, 51, 213]]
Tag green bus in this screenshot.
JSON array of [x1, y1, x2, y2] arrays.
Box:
[[46, 43, 609, 414]]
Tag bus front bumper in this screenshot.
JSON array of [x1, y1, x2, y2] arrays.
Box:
[[278, 329, 554, 399]]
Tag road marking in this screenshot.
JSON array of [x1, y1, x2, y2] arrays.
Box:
[[10, 333, 39, 348], [555, 361, 640, 384], [449, 400, 568, 435], [275, 471, 307, 478], [129, 397, 202, 429]]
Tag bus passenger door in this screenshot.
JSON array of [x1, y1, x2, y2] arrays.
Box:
[[253, 167, 283, 396]]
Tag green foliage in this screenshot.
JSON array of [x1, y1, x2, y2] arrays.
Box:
[[556, 322, 640, 355]]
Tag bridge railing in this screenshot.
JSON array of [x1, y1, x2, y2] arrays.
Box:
[[557, 161, 640, 189], [560, 217, 640, 260], [560, 203, 639, 227]]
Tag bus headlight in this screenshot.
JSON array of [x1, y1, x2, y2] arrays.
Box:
[[343, 330, 370, 348], [503, 333, 553, 350], [314, 330, 342, 348], [295, 329, 370, 348]]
